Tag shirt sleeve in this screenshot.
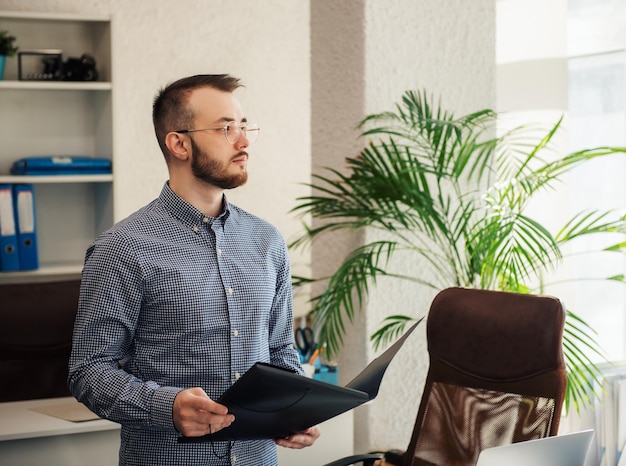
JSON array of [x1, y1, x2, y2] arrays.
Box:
[[67, 231, 182, 431], [268, 235, 304, 375]]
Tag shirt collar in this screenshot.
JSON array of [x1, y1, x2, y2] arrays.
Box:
[[159, 181, 233, 229]]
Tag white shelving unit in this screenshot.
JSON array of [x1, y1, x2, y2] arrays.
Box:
[[0, 174, 113, 184], [0, 11, 113, 283], [0, 81, 111, 91]]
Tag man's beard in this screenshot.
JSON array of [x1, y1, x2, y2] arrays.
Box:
[[190, 138, 248, 189]]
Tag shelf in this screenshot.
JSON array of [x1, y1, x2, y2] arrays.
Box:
[[0, 81, 111, 91], [0, 13, 113, 282], [0, 263, 83, 284], [0, 10, 109, 22], [0, 174, 113, 184]]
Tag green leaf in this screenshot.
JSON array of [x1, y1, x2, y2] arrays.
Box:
[[371, 315, 418, 351]]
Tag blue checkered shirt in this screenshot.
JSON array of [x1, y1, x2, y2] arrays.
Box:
[[69, 182, 302, 465]]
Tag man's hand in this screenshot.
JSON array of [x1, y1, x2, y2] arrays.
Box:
[[173, 387, 235, 437], [274, 425, 321, 449]]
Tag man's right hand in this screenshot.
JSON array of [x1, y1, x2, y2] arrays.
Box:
[[173, 387, 235, 436]]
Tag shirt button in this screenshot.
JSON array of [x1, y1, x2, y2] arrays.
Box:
[[217, 248, 222, 255], [234, 372, 241, 380], [202, 217, 209, 223], [192, 225, 199, 233], [233, 329, 239, 337], [232, 455, 237, 463], [227, 287, 233, 295]]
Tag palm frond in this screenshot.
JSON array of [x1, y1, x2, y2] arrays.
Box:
[[371, 315, 421, 351], [309, 241, 397, 355], [562, 310, 605, 411], [556, 210, 626, 243]]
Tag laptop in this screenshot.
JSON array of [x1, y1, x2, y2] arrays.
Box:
[[476, 429, 595, 466]]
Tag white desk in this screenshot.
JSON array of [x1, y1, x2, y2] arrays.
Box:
[[0, 397, 119, 466], [0, 397, 353, 466]]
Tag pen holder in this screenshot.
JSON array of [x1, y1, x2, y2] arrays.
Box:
[[301, 357, 322, 379], [301, 363, 316, 379], [314, 364, 339, 385]]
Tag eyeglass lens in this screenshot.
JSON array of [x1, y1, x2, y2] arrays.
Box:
[[226, 123, 260, 144]]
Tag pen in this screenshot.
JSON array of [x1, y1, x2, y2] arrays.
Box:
[[308, 348, 320, 365]]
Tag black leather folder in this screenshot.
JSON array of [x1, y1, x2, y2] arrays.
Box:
[[178, 319, 422, 442]]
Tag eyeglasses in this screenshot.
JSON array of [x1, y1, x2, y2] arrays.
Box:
[[175, 122, 260, 145]]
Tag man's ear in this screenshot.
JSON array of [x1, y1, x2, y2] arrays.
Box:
[[165, 132, 191, 161]]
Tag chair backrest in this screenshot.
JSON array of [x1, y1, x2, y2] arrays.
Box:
[[403, 287, 567, 466]]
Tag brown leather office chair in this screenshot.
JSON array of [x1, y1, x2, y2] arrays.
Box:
[[325, 287, 567, 466]]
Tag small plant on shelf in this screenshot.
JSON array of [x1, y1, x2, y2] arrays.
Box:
[[0, 29, 18, 57]]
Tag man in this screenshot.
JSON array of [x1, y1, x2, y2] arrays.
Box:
[[69, 74, 320, 465]]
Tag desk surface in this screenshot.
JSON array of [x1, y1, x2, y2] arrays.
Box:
[[0, 397, 354, 466], [0, 397, 119, 441]]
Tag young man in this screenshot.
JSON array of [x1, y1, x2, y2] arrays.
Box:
[[69, 74, 320, 465]]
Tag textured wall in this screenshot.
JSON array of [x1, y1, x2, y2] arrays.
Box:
[[311, 0, 496, 453]]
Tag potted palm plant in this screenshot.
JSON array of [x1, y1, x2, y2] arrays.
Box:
[[291, 89, 626, 411], [0, 29, 18, 80]]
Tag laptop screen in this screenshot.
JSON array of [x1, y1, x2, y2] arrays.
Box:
[[476, 430, 594, 466]]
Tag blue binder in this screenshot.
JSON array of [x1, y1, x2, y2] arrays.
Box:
[[0, 184, 20, 271], [13, 184, 39, 270], [10, 156, 112, 175]]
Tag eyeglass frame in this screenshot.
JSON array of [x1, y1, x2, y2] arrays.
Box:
[[174, 122, 260, 145]]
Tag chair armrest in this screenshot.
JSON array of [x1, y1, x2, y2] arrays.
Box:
[[323, 453, 383, 466]]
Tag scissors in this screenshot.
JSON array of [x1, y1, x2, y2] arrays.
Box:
[[295, 326, 316, 362]]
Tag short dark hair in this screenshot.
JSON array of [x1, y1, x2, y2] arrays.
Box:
[[152, 74, 243, 159]]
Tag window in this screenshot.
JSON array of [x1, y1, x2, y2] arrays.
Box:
[[497, 0, 626, 363]]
